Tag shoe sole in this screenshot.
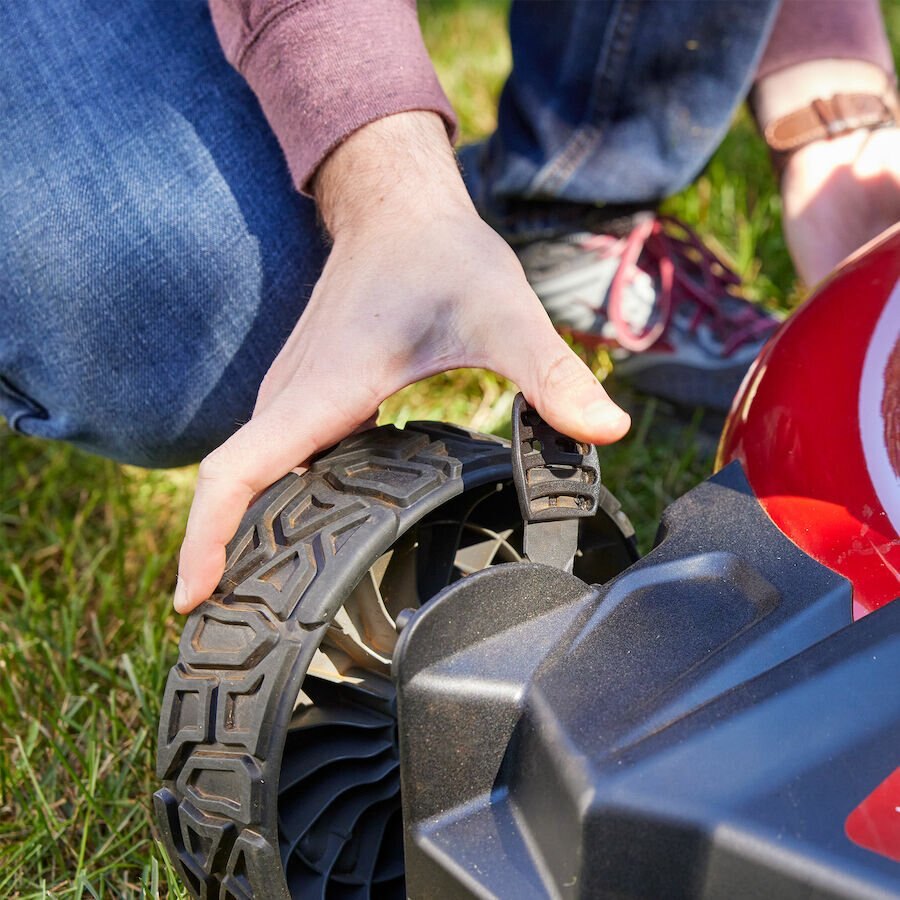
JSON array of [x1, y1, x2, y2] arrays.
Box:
[[612, 354, 753, 413]]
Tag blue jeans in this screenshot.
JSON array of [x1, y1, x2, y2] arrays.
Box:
[[470, 0, 781, 230], [0, 0, 780, 468]]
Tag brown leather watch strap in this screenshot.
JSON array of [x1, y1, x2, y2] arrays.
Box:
[[764, 89, 900, 173]]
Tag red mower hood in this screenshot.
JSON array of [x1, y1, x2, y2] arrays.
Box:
[[718, 224, 900, 618]]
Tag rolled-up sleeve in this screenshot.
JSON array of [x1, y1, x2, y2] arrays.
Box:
[[756, 0, 895, 82], [210, 0, 458, 194]]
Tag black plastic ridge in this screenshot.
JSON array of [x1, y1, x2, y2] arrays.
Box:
[[394, 463, 882, 900], [511, 393, 602, 522]]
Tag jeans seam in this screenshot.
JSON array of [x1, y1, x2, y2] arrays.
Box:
[[528, 123, 602, 199], [0, 375, 48, 432], [530, 0, 645, 198]]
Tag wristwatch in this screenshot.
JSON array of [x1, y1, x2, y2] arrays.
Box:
[[762, 84, 900, 173]]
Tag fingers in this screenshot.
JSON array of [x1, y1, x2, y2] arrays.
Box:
[[490, 298, 631, 445], [174, 384, 379, 615], [525, 339, 631, 443], [173, 241, 630, 616], [350, 412, 380, 435]]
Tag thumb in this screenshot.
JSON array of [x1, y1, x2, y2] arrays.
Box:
[[174, 381, 380, 614], [496, 309, 631, 445]]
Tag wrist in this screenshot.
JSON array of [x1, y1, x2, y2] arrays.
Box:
[[753, 59, 893, 130], [313, 111, 474, 239]]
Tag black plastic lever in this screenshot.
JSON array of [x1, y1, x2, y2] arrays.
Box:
[[511, 393, 602, 571]]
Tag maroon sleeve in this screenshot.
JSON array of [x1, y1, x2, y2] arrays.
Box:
[[757, 0, 895, 81], [209, 0, 459, 194]]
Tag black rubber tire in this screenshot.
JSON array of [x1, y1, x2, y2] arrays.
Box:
[[154, 423, 635, 900]]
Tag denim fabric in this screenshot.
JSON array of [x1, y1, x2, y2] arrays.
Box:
[[469, 0, 782, 220], [1, 0, 778, 467], [0, 0, 326, 467]]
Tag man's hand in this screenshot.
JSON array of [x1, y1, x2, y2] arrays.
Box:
[[781, 125, 900, 286], [173, 111, 630, 614], [754, 60, 900, 286]]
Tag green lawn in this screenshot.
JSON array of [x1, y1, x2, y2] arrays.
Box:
[[1, 3, 897, 896]]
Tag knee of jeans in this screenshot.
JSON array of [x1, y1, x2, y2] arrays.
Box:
[[1, 197, 317, 469], [0, 266, 265, 469], [0, 211, 274, 469], [1, 364, 254, 469], [1, 135, 324, 468], [109, 398, 247, 469]]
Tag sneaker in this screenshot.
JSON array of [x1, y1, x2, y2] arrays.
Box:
[[514, 210, 781, 413]]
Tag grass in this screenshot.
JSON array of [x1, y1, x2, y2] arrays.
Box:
[[1, 2, 896, 896], [0, 442, 191, 897]]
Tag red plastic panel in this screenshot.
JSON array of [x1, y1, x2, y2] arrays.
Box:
[[718, 226, 900, 618], [845, 767, 900, 863]]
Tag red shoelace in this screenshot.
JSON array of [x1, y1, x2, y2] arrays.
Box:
[[582, 213, 779, 356]]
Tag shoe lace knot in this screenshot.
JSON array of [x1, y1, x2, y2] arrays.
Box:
[[585, 213, 779, 356]]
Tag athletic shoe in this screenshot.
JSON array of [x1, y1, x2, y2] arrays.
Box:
[[515, 211, 781, 413]]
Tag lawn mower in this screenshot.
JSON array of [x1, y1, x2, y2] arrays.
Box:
[[154, 225, 900, 899]]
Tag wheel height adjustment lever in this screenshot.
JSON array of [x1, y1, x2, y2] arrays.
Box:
[[511, 393, 602, 573]]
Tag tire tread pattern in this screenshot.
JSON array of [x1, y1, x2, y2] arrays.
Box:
[[155, 424, 511, 899]]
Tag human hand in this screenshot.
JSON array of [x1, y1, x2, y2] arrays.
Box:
[[781, 125, 900, 286], [173, 111, 630, 614], [754, 60, 900, 286]]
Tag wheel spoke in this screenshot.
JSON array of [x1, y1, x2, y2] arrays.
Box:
[[343, 568, 398, 657], [376, 530, 421, 619]]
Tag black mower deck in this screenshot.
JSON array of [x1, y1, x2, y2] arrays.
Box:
[[155, 421, 899, 900]]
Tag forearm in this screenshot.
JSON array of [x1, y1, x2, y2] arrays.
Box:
[[756, 0, 894, 83], [313, 111, 473, 239], [754, 59, 894, 128], [752, 2, 899, 286], [754, 0, 895, 128]]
